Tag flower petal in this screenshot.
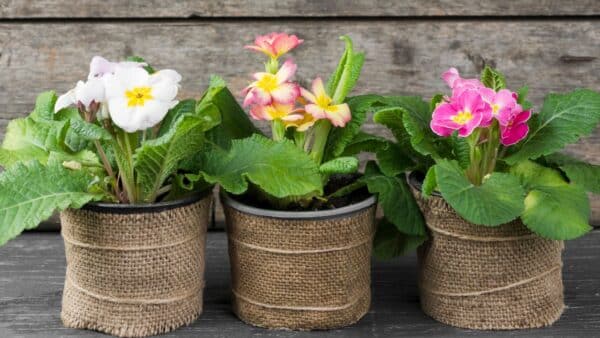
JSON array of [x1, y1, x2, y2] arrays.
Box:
[[271, 82, 299, 104], [275, 59, 297, 83], [325, 103, 351, 127], [300, 87, 317, 104], [311, 77, 327, 98], [243, 88, 271, 107], [441, 67, 460, 88], [501, 123, 529, 146], [55, 89, 76, 113]]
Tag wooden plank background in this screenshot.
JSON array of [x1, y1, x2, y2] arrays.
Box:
[[0, 1, 599, 228]]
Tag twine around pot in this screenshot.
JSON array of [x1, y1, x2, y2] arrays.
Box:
[[60, 193, 212, 337], [222, 193, 377, 330], [409, 178, 564, 330]]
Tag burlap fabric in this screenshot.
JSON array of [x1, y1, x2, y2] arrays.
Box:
[[411, 186, 564, 330], [223, 195, 376, 330], [59, 193, 212, 337]]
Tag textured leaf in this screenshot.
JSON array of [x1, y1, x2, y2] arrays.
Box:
[[134, 113, 218, 202], [373, 107, 410, 145], [326, 36, 364, 102], [398, 96, 443, 159], [324, 95, 384, 160], [373, 219, 427, 259], [196, 134, 323, 198], [504, 89, 600, 164], [30, 91, 58, 120], [0, 161, 102, 246], [363, 173, 426, 236], [435, 159, 525, 226], [376, 142, 414, 177], [544, 153, 600, 194], [340, 131, 388, 156], [510, 160, 592, 239], [450, 134, 470, 168], [158, 99, 196, 136], [480, 66, 506, 91], [421, 166, 437, 198], [202, 76, 260, 149], [319, 156, 358, 175], [0, 117, 67, 167]]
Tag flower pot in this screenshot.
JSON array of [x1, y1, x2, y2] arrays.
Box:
[[221, 193, 377, 330], [408, 172, 564, 330], [59, 192, 212, 337]]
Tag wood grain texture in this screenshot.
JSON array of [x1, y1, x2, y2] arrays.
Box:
[[1, 231, 599, 337], [0, 20, 598, 225], [1, 0, 599, 18]]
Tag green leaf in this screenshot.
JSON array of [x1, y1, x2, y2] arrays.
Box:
[[30, 91, 58, 120], [421, 166, 437, 198], [0, 117, 67, 167], [504, 89, 600, 164], [450, 133, 470, 168], [430, 94, 445, 112], [373, 107, 410, 145], [324, 94, 384, 160], [0, 161, 102, 246], [373, 219, 427, 259], [202, 76, 260, 150], [544, 153, 600, 194], [326, 36, 364, 103], [522, 185, 591, 240], [196, 134, 323, 198], [319, 156, 358, 175], [510, 160, 592, 239], [376, 142, 414, 177], [516, 86, 533, 111], [435, 159, 525, 226], [480, 66, 506, 91], [362, 173, 426, 236], [134, 113, 218, 202], [157, 99, 197, 136], [340, 131, 388, 156]]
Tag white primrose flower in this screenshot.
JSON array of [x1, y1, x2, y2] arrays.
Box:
[[102, 66, 181, 132], [54, 77, 105, 113], [88, 56, 146, 79]]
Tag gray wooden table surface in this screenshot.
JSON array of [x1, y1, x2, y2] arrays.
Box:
[[1, 230, 599, 337]]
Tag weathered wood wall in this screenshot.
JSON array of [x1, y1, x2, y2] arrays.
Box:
[[0, 1, 599, 227]]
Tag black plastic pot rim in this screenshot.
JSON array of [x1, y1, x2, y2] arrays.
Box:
[[80, 189, 212, 214], [220, 191, 377, 220]]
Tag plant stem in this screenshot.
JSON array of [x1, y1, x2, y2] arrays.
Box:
[[271, 120, 286, 141], [309, 120, 332, 164], [93, 140, 121, 197], [115, 130, 138, 203], [293, 131, 306, 150], [265, 58, 279, 74]]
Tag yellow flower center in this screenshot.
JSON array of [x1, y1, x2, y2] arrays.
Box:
[[316, 94, 332, 109], [492, 104, 500, 115], [256, 74, 279, 92], [451, 110, 473, 125], [265, 105, 289, 119], [125, 87, 153, 107]]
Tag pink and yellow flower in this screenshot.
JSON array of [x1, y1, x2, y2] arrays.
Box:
[[284, 111, 318, 131], [442, 67, 486, 97], [245, 32, 303, 59], [301, 78, 351, 127], [431, 89, 491, 137], [477, 88, 521, 127], [242, 59, 300, 107], [500, 110, 531, 146], [249, 102, 303, 122]]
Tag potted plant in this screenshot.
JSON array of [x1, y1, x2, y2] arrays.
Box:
[[0, 56, 245, 337], [368, 66, 600, 329], [177, 33, 411, 330]]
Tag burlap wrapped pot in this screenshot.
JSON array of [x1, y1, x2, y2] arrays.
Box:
[[59, 192, 212, 337], [408, 172, 564, 330], [222, 193, 377, 330]]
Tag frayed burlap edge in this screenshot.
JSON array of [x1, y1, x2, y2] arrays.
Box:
[[410, 185, 565, 330]]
